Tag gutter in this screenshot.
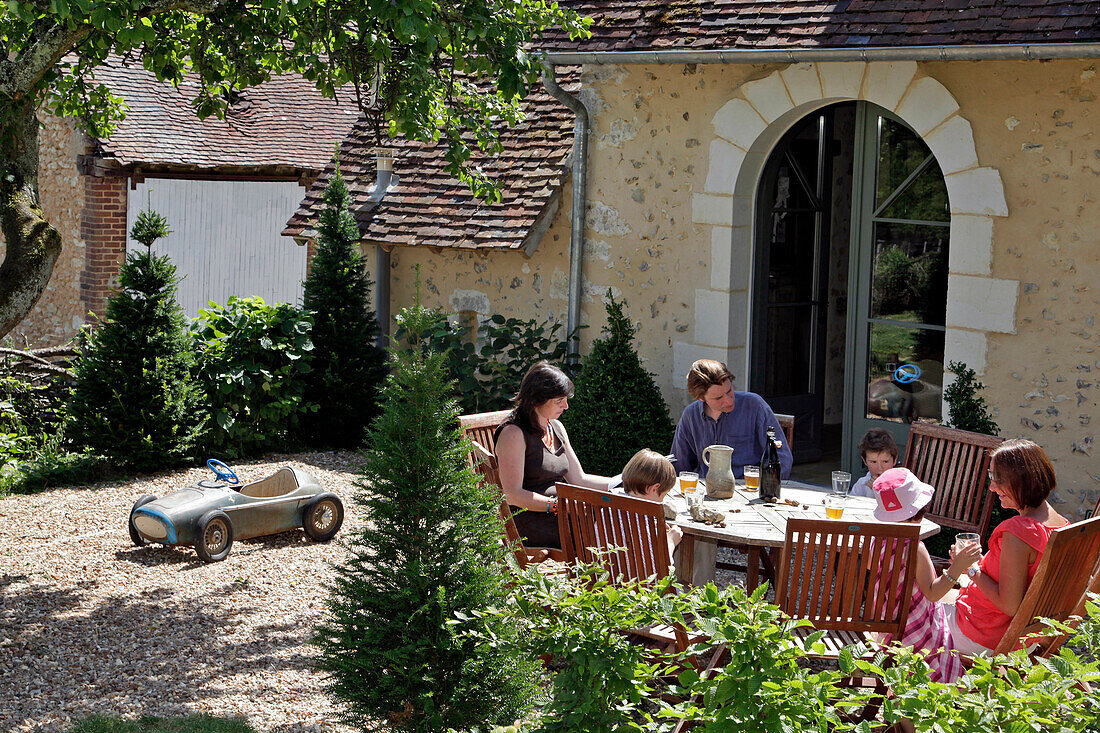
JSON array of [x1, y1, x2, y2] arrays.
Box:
[[541, 66, 590, 363], [543, 42, 1100, 66], [367, 153, 397, 348]]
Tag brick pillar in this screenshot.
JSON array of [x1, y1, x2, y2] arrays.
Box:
[[305, 237, 318, 276], [80, 176, 128, 321]]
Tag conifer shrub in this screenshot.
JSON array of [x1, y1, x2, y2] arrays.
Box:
[[563, 292, 674, 476], [193, 296, 315, 458], [300, 165, 386, 449], [66, 212, 204, 472], [313, 300, 538, 733], [944, 360, 999, 436]]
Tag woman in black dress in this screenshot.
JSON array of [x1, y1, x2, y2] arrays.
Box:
[[494, 361, 610, 549]]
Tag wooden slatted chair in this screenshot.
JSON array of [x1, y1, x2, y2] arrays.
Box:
[[470, 440, 564, 569], [457, 409, 513, 455], [774, 518, 921, 657], [775, 413, 795, 451], [902, 423, 1004, 541], [556, 481, 692, 654], [990, 514, 1100, 657], [557, 482, 673, 584]]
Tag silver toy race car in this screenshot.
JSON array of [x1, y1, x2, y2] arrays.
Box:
[[128, 459, 344, 562]]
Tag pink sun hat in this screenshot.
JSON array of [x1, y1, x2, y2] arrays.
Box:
[[873, 467, 934, 522]]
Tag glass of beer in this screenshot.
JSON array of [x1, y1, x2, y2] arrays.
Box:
[[742, 465, 760, 493], [679, 471, 699, 505], [824, 494, 845, 519]]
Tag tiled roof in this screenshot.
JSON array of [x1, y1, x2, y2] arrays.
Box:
[[540, 0, 1100, 51], [90, 59, 360, 172], [283, 78, 576, 250]]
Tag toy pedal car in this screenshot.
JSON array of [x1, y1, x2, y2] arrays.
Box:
[[128, 459, 344, 562]]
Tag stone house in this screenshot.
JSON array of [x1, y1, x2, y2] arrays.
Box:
[[16, 59, 359, 346], [289, 1, 1100, 516]]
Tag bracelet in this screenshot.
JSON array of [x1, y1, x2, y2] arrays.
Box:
[[546, 500, 557, 514], [943, 569, 960, 585]]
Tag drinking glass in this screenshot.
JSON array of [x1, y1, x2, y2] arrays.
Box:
[[824, 494, 845, 519], [831, 470, 852, 496], [679, 471, 699, 505], [742, 465, 760, 493]]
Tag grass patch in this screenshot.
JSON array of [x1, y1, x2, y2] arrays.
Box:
[[68, 714, 258, 733]]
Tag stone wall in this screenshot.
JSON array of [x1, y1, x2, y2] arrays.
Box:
[[376, 57, 1100, 517], [5, 114, 88, 347]]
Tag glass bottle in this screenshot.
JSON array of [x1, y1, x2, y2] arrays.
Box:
[[759, 426, 782, 502]]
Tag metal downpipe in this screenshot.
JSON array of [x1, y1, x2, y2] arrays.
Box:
[[542, 65, 590, 363], [369, 154, 395, 348]]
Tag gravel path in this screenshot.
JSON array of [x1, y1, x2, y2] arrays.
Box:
[[0, 452, 367, 733]]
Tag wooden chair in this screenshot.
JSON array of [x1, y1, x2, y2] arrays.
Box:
[[775, 412, 795, 451], [557, 482, 673, 584], [470, 440, 564, 569], [457, 409, 513, 455], [903, 423, 1004, 539], [774, 518, 921, 656], [991, 514, 1100, 656], [556, 481, 693, 655]]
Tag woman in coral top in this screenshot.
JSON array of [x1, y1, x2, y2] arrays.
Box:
[[950, 439, 1068, 654]]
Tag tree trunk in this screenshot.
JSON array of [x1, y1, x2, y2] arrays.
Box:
[[0, 101, 61, 339]]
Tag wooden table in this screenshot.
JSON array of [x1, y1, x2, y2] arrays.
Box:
[[671, 483, 940, 588]]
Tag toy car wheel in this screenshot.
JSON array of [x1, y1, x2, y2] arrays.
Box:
[[195, 510, 234, 562], [128, 494, 157, 547], [302, 493, 344, 542]]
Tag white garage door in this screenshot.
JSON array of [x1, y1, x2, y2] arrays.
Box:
[[126, 178, 309, 317]]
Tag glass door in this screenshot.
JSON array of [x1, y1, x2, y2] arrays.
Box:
[[843, 103, 951, 470], [750, 110, 834, 462]]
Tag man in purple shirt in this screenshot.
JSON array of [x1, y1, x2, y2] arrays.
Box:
[[670, 359, 792, 480]]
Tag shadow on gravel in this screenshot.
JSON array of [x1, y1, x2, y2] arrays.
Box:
[[0, 578, 329, 731]]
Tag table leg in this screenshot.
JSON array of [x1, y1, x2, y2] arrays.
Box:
[[761, 547, 777, 586], [691, 536, 717, 586], [746, 546, 761, 590], [676, 534, 695, 585]]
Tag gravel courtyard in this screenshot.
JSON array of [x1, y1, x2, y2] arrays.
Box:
[[0, 452, 367, 733]]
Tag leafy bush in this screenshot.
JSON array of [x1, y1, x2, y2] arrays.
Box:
[[300, 165, 387, 449], [313, 299, 539, 732], [66, 249, 205, 472], [944, 360, 999, 436], [0, 435, 111, 495], [395, 310, 575, 415], [483, 569, 1100, 733], [563, 293, 674, 476], [499, 561, 683, 732], [193, 296, 315, 457], [859, 601, 1100, 732]]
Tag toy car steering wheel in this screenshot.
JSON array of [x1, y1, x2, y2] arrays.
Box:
[[893, 363, 922, 384], [206, 459, 240, 485]]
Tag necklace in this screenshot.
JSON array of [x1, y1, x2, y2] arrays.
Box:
[[542, 422, 555, 450]]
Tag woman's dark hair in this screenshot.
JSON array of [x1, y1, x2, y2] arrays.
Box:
[[512, 361, 574, 432], [990, 438, 1057, 509]]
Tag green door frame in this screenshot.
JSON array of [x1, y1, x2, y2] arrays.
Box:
[[841, 102, 950, 473]]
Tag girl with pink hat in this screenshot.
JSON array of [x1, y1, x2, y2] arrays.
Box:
[[872, 467, 980, 682]]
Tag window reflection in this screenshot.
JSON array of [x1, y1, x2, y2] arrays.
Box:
[[866, 324, 944, 423]]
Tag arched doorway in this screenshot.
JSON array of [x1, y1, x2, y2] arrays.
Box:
[[751, 101, 950, 471]]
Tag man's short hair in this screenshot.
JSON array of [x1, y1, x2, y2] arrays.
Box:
[[687, 359, 734, 401]]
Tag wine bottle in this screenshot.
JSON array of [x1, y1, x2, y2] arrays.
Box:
[[759, 426, 782, 502]]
